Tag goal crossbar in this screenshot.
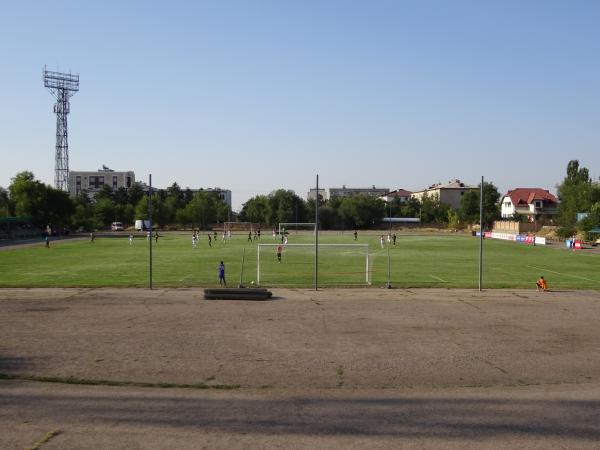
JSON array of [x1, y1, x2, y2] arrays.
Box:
[[257, 243, 370, 286], [223, 221, 259, 231], [278, 222, 315, 234]]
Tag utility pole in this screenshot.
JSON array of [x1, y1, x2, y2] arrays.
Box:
[[149, 174, 153, 290], [479, 176, 484, 291], [314, 174, 319, 291]]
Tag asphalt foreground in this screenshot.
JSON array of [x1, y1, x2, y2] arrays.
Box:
[[1, 288, 599, 449]]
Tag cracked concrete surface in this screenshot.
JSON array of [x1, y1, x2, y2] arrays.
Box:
[[1, 288, 599, 448]]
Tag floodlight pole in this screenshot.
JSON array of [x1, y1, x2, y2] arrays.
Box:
[[149, 174, 153, 290], [479, 175, 484, 292], [314, 174, 319, 291], [43, 66, 79, 191]]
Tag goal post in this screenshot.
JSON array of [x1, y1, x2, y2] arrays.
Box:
[[257, 243, 370, 286], [278, 222, 316, 235]]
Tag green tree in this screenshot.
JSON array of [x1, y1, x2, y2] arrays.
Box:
[[166, 183, 184, 208], [95, 184, 115, 202], [0, 187, 10, 217], [447, 209, 461, 229], [94, 198, 116, 228], [113, 187, 129, 206], [338, 195, 386, 228], [42, 187, 75, 231], [398, 198, 421, 219], [317, 205, 338, 230], [9, 172, 44, 220], [578, 202, 600, 238], [8, 171, 74, 229], [71, 196, 96, 231], [127, 183, 145, 206], [419, 193, 450, 224], [459, 182, 501, 228], [135, 194, 161, 225], [266, 190, 306, 226], [557, 160, 594, 228], [176, 191, 227, 229], [240, 195, 269, 225]]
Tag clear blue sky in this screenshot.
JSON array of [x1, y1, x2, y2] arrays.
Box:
[[1, 0, 599, 210]]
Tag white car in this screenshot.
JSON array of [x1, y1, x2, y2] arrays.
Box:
[[111, 222, 124, 231]]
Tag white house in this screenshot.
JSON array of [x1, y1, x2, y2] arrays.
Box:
[[500, 188, 558, 222], [411, 179, 476, 210]]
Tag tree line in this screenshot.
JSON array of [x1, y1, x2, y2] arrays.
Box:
[[239, 185, 501, 230], [1, 161, 598, 236], [0, 172, 230, 232]]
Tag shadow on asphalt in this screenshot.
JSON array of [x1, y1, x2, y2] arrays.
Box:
[[1, 388, 599, 440], [0, 356, 36, 373]]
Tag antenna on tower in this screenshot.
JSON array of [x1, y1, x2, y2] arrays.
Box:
[[43, 65, 79, 192]]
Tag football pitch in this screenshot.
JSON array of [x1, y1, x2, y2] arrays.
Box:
[[0, 232, 598, 289]]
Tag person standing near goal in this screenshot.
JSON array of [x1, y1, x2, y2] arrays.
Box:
[[129, 233, 134, 246], [218, 261, 226, 286], [276, 245, 283, 263], [379, 235, 385, 249]]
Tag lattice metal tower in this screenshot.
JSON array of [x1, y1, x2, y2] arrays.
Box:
[[43, 66, 79, 191]]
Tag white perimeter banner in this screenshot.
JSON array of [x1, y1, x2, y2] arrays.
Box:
[[488, 232, 546, 245]]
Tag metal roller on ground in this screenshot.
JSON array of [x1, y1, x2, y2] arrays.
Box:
[[203, 288, 273, 301]]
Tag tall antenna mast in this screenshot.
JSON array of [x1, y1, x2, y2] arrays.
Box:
[[43, 65, 79, 191]]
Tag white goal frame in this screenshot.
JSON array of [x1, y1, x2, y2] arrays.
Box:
[[223, 221, 259, 232], [278, 222, 316, 234], [257, 243, 370, 286]]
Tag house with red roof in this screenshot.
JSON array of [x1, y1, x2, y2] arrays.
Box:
[[500, 188, 559, 222], [379, 188, 413, 203]]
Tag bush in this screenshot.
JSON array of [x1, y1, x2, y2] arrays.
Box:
[[556, 226, 576, 239]]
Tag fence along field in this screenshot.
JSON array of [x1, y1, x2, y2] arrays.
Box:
[[0, 232, 598, 289]]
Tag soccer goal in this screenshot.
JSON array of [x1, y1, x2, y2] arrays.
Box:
[[256, 243, 370, 287], [278, 222, 316, 235], [223, 222, 259, 232]]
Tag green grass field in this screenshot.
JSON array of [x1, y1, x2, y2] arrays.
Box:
[[0, 232, 598, 289]]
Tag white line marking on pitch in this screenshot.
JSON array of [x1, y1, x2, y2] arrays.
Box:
[[179, 274, 194, 282], [526, 265, 600, 283], [429, 274, 447, 283]]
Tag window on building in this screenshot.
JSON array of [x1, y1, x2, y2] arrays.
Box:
[[113, 176, 118, 189], [89, 176, 105, 189], [126, 177, 131, 188]]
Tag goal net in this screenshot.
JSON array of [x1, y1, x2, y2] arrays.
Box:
[[278, 222, 316, 235], [256, 243, 370, 287]]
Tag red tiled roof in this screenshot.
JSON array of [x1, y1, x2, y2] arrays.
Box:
[[385, 189, 412, 197], [505, 188, 558, 206]]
